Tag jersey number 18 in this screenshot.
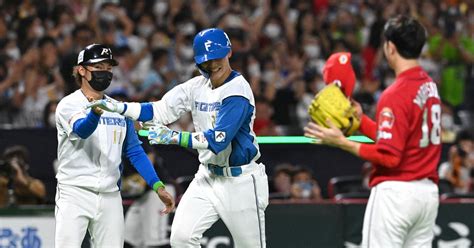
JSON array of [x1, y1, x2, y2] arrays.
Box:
[[419, 104, 441, 148]]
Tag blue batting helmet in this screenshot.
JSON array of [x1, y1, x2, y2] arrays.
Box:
[[193, 28, 231, 65]]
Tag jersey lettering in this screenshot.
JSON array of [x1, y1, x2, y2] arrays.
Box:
[[99, 117, 126, 127], [195, 101, 221, 112]]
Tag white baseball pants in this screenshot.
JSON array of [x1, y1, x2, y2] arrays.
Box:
[[55, 183, 124, 248], [361, 179, 439, 248], [170, 162, 268, 248]]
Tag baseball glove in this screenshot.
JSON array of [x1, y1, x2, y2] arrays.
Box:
[[308, 84, 360, 136]]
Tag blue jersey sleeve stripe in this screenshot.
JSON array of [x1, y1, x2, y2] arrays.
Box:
[[72, 111, 101, 139], [204, 96, 250, 154], [123, 118, 160, 187], [137, 103, 154, 122]]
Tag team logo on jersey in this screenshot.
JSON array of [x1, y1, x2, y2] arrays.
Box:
[[193, 133, 207, 143], [215, 131, 226, 142], [379, 107, 394, 129]]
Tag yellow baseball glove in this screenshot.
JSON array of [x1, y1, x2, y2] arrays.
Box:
[[308, 84, 360, 136]]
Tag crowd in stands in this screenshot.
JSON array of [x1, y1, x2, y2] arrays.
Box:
[[0, 0, 473, 136]]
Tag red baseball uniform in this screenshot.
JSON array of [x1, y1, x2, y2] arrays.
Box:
[[359, 66, 441, 247], [360, 66, 441, 187]]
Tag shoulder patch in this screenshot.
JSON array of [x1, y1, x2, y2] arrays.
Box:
[[215, 131, 226, 143], [379, 107, 394, 129]]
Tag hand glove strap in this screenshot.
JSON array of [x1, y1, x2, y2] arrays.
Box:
[[179, 132, 190, 148]]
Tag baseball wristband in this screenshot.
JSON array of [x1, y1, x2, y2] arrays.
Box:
[[152, 181, 165, 191]]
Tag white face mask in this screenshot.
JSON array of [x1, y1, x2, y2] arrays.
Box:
[[441, 113, 454, 130], [6, 47, 20, 60], [247, 63, 261, 78], [61, 23, 75, 36], [153, 1, 168, 16], [100, 11, 117, 22], [304, 44, 320, 59], [179, 23, 196, 36], [179, 46, 194, 60], [34, 26, 45, 37], [137, 24, 154, 37], [48, 113, 56, 127], [264, 24, 281, 39], [226, 14, 243, 28], [262, 70, 276, 83]]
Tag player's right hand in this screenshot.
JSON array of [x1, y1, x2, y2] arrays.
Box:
[[156, 187, 175, 215], [87, 97, 104, 115], [148, 125, 180, 145], [86, 99, 125, 114]]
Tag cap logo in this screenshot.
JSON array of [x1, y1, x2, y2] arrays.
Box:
[[204, 40, 212, 52], [339, 54, 348, 64], [101, 48, 111, 56]]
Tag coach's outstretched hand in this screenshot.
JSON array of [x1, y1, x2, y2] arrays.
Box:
[[157, 187, 175, 215], [86, 99, 125, 114]]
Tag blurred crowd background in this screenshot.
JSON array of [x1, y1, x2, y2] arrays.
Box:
[[0, 0, 473, 137], [1, 0, 474, 203]]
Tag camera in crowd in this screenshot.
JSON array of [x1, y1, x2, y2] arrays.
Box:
[[0, 159, 13, 179]]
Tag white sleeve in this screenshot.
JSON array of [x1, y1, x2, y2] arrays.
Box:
[[56, 99, 86, 140], [220, 76, 254, 105], [151, 81, 194, 125]]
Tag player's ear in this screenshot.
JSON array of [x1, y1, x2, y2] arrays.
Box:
[[387, 41, 397, 56], [227, 50, 232, 59], [77, 66, 86, 77]]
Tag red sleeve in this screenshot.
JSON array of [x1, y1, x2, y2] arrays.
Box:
[[377, 95, 410, 155], [359, 143, 401, 168], [359, 114, 376, 140]]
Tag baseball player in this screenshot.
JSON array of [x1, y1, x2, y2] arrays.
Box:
[[55, 44, 175, 247], [88, 28, 269, 248], [305, 15, 441, 247]]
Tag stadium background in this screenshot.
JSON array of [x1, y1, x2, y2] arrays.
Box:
[[1, 0, 474, 247]]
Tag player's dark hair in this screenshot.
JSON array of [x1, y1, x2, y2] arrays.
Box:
[[383, 15, 426, 59]]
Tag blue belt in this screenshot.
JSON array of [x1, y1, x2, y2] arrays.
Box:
[[207, 164, 242, 177]]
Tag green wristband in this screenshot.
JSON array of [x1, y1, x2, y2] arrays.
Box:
[[153, 181, 165, 191], [179, 131, 190, 148]]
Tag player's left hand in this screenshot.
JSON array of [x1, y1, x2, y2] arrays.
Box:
[[304, 119, 345, 147], [156, 187, 175, 215], [148, 125, 180, 145]]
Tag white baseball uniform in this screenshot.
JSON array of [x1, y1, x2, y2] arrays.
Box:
[[136, 71, 269, 247], [55, 90, 161, 247]]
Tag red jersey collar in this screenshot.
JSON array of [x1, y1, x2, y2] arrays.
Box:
[[396, 66, 423, 80]]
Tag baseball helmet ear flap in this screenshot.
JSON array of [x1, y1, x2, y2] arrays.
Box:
[[77, 44, 119, 66], [193, 28, 231, 78]]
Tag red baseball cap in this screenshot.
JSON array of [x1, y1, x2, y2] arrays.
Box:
[[322, 52, 356, 97]]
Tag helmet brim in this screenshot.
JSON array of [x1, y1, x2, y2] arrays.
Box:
[[82, 58, 119, 66], [194, 47, 230, 65]]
